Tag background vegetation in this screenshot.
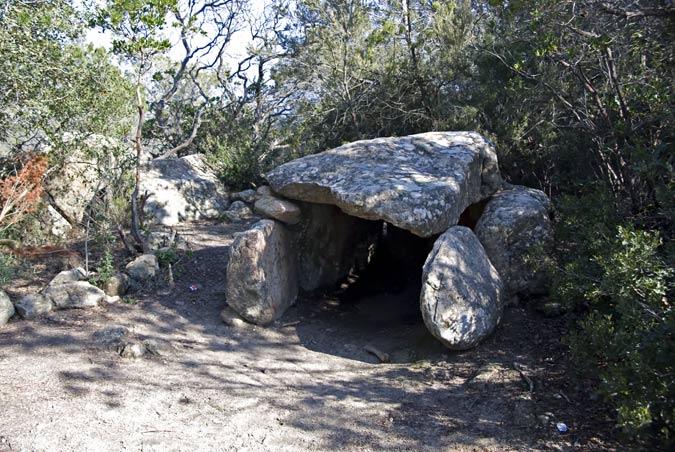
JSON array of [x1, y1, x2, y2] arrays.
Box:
[[0, 0, 672, 446]]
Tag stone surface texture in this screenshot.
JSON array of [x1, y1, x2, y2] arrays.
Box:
[[0, 290, 14, 325], [266, 131, 502, 237], [125, 254, 159, 281], [289, 202, 379, 292], [254, 196, 302, 225], [226, 220, 298, 325], [141, 154, 230, 226], [14, 294, 53, 319], [474, 185, 554, 296], [43, 149, 101, 224], [49, 268, 87, 286], [103, 273, 130, 297], [44, 281, 106, 309], [231, 189, 257, 204], [420, 226, 504, 350]]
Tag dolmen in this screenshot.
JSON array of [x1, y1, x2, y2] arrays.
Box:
[[225, 132, 553, 350]]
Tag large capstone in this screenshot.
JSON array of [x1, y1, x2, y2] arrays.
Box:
[[474, 185, 554, 297], [226, 220, 298, 325], [266, 131, 502, 237], [141, 154, 230, 226], [420, 226, 504, 350]]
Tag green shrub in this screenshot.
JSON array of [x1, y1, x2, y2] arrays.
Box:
[[0, 252, 15, 287], [557, 217, 674, 444]]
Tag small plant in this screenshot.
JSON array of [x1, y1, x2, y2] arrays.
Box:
[[96, 248, 116, 282], [0, 252, 16, 286], [122, 297, 137, 305], [155, 247, 178, 267]]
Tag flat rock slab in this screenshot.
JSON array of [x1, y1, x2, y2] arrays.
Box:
[[266, 131, 502, 237]]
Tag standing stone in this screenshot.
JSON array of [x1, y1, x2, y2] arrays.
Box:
[[226, 220, 298, 325], [0, 290, 14, 325], [420, 226, 504, 350], [289, 202, 379, 292], [266, 131, 502, 237], [14, 294, 53, 319], [43, 281, 106, 309], [474, 185, 554, 296], [254, 196, 302, 225]]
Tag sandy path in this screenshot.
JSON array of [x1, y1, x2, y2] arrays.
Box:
[[0, 221, 617, 452]]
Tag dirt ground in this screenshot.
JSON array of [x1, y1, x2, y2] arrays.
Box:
[[0, 220, 624, 452]]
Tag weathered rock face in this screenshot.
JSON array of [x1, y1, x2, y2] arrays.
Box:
[[49, 267, 87, 286], [474, 185, 554, 296], [266, 131, 502, 237], [44, 281, 106, 309], [226, 220, 298, 325], [43, 150, 101, 224], [0, 290, 14, 325], [254, 196, 302, 225], [103, 273, 129, 297], [420, 226, 504, 350], [125, 254, 159, 281], [141, 154, 229, 226], [290, 202, 379, 292], [231, 189, 257, 204], [14, 294, 53, 319]]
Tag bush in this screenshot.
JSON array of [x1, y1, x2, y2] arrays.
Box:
[[556, 208, 674, 444]]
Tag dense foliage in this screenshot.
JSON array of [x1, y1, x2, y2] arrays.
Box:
[[0, 0, 672, 444]]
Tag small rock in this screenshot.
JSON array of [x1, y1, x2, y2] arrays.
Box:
[[14, 293, 53, 319], [0, 290, 15, 325], [222, 201, 254, 222], [256, 185, 274, 197], [103, 273, 129, 297], [49, 267, 87, 286], [537, 413, 554, 427], [143, 339, 174, 356], [220, 306, 248, 328], [104, 295, 121, 304], [254, 196, 302, 225], [231, 189, 257, 204], [119, 342, 146, 358], [93, 326, 129, 346], [43, 281, 105, 309], [125, 254, 159, 281], [539, 301, 566, 317]]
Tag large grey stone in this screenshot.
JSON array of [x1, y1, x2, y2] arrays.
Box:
[[254, 196, 302, 225], [125, 254, 159, 281], [226, 220, 298, 325], [43, 149, 101, 224], [14, 294, 53, 319], [266, 131, 502, 237], [231, 189, 257, 204], [44, 281, 105, 309], [0, 290, 14, 325], [420, 226, 504, 350], [474, 185, 554, 296], [141, 154, 230, 226], [222, 201, 254, 222]]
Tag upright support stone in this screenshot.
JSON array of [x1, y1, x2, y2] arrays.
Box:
[[420, 226, 504, 350], [226, 220, 298, 325], [474, 185, 554, 297], [289, 202, 379, 292]]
